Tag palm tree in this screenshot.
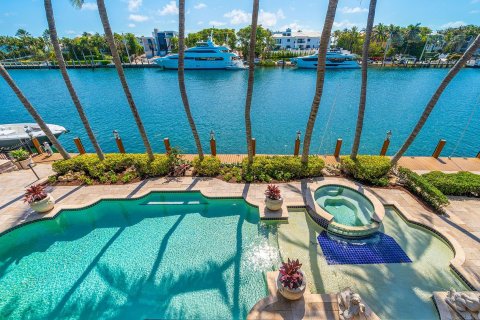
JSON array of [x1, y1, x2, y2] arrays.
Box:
[[301, 0, 339, 164], [45, 0, 105, 160], [351, 0, 378, 159], [0, 63, 71, 159], [372, 23, 388, 45], [391, 34, 480, 166], [244, 0, 260, 165], [94, 0, 155, 160], [178, 0, 204, 160], [403, 23, 422, 55]]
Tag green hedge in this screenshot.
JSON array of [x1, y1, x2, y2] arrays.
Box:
[[192, 156, 222, 176], [52, 154, 171, 180], [341, 155, 392, 186], [242, 156, 325, 182], [398, 167, 449, 212], [422, 171, 480, 197]]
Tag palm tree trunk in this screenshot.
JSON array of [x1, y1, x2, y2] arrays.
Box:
[[0, 63, 71, 159], [391, 34, 480, 165], [301, 0, 339, 164], [351, 0, 377, 159], [96, 0, 154, 161], [245, 0, 260, 165], [44, 0, 104, 161], [178, 0, 204, 160]]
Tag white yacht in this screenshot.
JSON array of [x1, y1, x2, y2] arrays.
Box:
[[291, 50, 360, 69], [155, 37, 245, 70], [466, 59, 480, 68], [0, 123, 67, 149]]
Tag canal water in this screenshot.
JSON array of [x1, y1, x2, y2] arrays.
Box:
[[1, 67, 479, 156]]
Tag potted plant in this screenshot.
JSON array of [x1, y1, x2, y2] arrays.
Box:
[[276, 258, 307, 300], [265, 184, 283, 211], [10, 148, 33, 170], [23, 184, 55, 213]]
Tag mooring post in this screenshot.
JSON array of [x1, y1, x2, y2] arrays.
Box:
[[113, 130, 125, 153], [164, 138, 172, 154], [73, 137, 86, 155], [251, 138, 256, 157], [32, 138, 43, 154], [294, 131, 301, 156], [477, 151, 480, 159], [432, 139, 446, 159], [334, 138, 343, 158], [209, 131, 216, 156]]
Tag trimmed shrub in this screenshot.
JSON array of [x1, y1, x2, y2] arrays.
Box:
[[398, 167, 449, 212], [193, 156, 221, 176], [341, 155, 391, 186], [422, 171, 480, 197], [241, 156, 325, 182]]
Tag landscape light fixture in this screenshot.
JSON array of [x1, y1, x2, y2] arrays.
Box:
[[210, 130, 215, 140], [113, 130, 120, 140], [386, 130, 392, 141], [296, 130, 301, 140]]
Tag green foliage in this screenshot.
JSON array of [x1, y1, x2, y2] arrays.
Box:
[[422, 171, 480, 197], [257, 59, 276, 67], [241, 156, 325, 182], [186, 28, 237, 50], [398, 167, 449, 212], [193, 156, 221, 176], [47, 175, 57, 184], [341, 156, 391, 186], [236, 25, 274, 59], [121, 172, 137, 184], [9, 148, 30, 161], [221, 166, 243, 182]]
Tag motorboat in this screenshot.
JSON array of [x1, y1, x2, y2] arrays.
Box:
[[291, 49, 360, 69], [0, 123, 67, 149]]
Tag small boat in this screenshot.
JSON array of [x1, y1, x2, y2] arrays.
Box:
[[0, 123, 67, 149], [155, 35, 245, 70], [466, 59, 480, 68], [291, 49, 360, 69]]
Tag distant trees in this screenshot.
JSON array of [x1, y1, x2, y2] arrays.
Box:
[[185, 28, 236, 50]]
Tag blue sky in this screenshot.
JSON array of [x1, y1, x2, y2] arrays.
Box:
[[0, 0, 479, 37]]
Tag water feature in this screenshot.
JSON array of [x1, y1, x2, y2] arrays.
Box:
[[1, 67, 480, 156], [0, 192, 280, 319]]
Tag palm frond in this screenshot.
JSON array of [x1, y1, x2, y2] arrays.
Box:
[[70, 0, 85, 9]]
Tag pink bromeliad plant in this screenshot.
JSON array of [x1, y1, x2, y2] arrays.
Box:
[[265, 184, 281, 200], [279, 258, 303, 289], [23, 184, 47, 204]]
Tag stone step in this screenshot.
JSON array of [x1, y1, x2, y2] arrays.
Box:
[[0, 159, 18, 174]]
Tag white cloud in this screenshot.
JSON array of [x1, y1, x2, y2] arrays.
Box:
[[333, 20, 360, 29], [440, 21, 467, 29], [81, 2, 97, 11], [128, 0, 142, 12], [66, 30, 76, 35], [224, 9, 250, 25], [259, 9, 285, 27], [340, 6, 368, 14], [197, 21, 204, 25], [194, 3, 207, 9], [470, 9, 480, 13], [129, 14, 149, 22], [159, 1, 178, 16], [208, 20, 226, 27], [279, 22, 315, 32], [128, 23, 136, 28]]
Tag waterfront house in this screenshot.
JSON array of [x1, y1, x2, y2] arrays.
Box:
[[272, 28, 321, 50], [138, 29, 178, 58]]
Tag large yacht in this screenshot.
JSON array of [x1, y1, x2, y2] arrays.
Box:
[[155, 37, 245, 70], [291, 49, 360, 69], [0, 123, 67, 149]]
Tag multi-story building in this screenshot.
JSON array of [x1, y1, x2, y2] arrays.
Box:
[[272, 28, 322, 50], [138, 29, 178, 58]]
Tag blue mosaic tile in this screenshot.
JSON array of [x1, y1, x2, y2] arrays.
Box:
[[317, 231, 412, 265]]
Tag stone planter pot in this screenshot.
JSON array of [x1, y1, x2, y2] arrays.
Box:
[[276, 270, 307, 300], [15, 157, 33, 170], [265, 197, 283, 211], [29, 194, 55, 213]]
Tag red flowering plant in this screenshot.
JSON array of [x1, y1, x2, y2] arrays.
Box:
[[265, 184, 281, 200], [279, 258, 303, 289], [23, 184, 47, 204]]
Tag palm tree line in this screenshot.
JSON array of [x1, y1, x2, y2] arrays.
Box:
[[1, 0, 479, 168]]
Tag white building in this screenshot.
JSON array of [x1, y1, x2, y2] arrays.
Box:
[[272, 28, 321, 50]]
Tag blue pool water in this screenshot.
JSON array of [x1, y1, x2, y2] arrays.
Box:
[[1, 68, 480, 156], [0, 192, 280, 319]]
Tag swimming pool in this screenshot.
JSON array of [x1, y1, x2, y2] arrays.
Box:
[[314, 185, 375, 227], [0, 192, 280, 319], [278, 207, 469, 319]]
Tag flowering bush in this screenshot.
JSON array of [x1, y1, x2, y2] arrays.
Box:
[[265, 184, 281, 200], [23, 184, 47, 204], [279, 258, 303, 289]]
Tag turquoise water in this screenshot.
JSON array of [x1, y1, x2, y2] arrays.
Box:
[[0, 192, 280, 319], [1, 68, 480, 156], [314, 185, 374, 226]]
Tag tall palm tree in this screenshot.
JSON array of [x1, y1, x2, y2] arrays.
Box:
[[301, 0, 339, 164], [391, 34, 480, 166], [94, 0, 154, 160], [403, 23, 422, 55], [177, 0, 204, 160], [351, 0, 378, 159], [244, 0, 260, 165], [45, 0, 105, 160], [0, 64, 71, 159]]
